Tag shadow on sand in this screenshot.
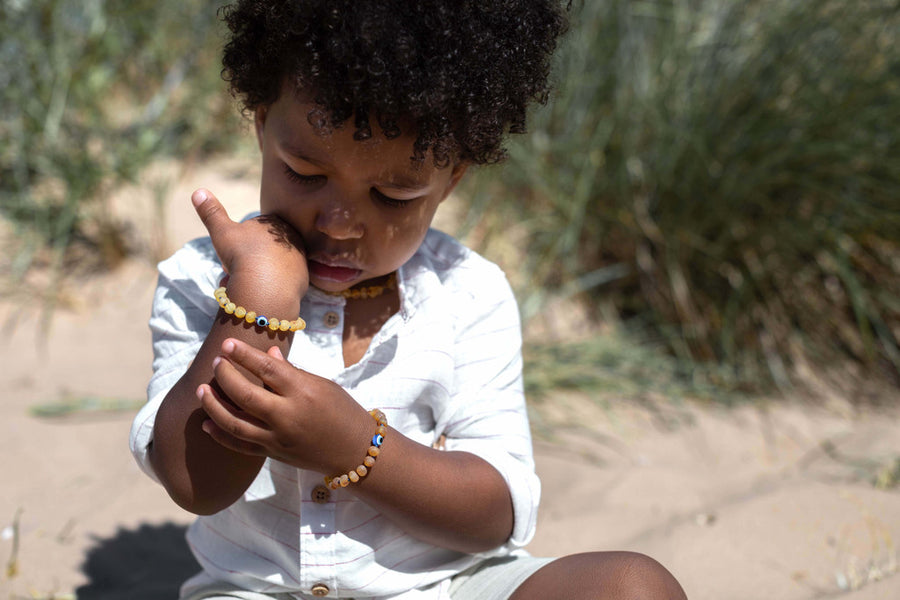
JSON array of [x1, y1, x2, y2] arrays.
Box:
[[76, 522, 199, 600]]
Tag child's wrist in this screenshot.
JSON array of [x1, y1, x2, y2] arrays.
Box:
[[325, 410, 388, 489], [218, 274, 306, 323], [227, 258, 309, 296], [215, 285, 306, 333]]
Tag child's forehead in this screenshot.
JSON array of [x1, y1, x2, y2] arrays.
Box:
[[267, 93, 439, 185], [269, 89, 435, 172]]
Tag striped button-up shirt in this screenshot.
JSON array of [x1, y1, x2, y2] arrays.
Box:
[[130, 228, 540, 599]]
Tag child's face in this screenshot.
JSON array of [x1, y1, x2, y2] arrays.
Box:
[[254, 86, 467, 293]]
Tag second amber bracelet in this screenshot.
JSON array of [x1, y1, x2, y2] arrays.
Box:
[[326, 409, 387, 490], [214, 287, 306, 332]]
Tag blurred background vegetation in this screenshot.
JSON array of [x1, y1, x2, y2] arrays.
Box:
[[1, 0, 898, 402], [0, 0, 241, 288], [469, 0, 900, 401]]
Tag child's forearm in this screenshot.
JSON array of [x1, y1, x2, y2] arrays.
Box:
[[195, 335, 517, 551], [347, 432, 515, 553], [150, 277, 301, 515]]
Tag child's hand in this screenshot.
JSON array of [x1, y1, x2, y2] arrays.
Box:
[[191, 188, 308, 294], [197, 338, 374, 474]]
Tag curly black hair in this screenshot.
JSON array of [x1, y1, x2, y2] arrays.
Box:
[[220, 0, 568, 167]]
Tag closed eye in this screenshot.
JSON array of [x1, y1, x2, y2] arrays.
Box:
[[371, 188, 415, 208], [283, 163, 324, 185]]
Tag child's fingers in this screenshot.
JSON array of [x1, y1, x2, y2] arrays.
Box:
[[211, 350, 277, 419], [201, 419, 268, 456], [197, 383, 270, 453], [191, 188, 234, 242], [267, 345, 285, 361], [219, 338, 295, 395]]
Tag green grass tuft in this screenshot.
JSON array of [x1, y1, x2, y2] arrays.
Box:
[[0, 0, 244, 293], [466, 0, 900, 392]]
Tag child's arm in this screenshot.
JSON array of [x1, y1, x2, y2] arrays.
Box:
[[148, 189, 309, 515], [200, 338, 516, 553]]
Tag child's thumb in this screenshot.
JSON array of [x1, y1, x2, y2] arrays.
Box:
[[191, 188, 233, 238]]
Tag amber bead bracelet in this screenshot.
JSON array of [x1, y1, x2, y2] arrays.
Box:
[[214, 287, 307, 332], [326, 409, 387, 490]]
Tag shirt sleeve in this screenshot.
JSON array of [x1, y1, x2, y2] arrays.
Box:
[[435, 262, 540, 555], [129, 237, 223, 482]]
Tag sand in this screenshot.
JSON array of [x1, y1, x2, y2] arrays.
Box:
[[2, 159, 899, 600]]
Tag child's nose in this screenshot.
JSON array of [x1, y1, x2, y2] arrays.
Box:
[[315, 200, 364, 240]]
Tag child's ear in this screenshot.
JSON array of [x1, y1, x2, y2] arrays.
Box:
[[254, 106, 269, 151], [440, 162, 469, 202]]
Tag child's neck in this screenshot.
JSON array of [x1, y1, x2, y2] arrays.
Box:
[[339, 284, 400, 367]]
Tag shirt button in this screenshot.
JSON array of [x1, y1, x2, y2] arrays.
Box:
[[311, 484, 331, 504], [311, 583, 330, 596], [323, 311, 340, 328]]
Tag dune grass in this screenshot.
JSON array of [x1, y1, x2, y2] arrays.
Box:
[[464, 0, 900, 394], [0, 0, 242, 292], [2, 0, 898, 398]]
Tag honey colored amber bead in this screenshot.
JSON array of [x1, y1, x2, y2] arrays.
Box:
[[245, 311, 257, 324], [217, 296, 228, 308], [279, 320, 291, 331], [267, 318, 279, 331], [234, 306, 246, 318], [224, 302, 236, 314], [319, 408, 388, 489]]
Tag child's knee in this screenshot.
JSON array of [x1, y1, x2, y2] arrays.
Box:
[[511, 551, 685, 600], [612, 551, 686, 600]]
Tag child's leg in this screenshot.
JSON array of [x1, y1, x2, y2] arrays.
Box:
[[449, 552, 685, 600], [509, 552, 686, 600]]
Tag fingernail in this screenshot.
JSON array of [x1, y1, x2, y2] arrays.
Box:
[[196, 385, 205, 400], [201, 419, 213, 434], [212, 356, 222, 369], [191, 189, 208, 207], [222, 339, 235, 354]]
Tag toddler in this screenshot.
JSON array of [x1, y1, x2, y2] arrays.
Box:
[[129, 1, 686, 599]]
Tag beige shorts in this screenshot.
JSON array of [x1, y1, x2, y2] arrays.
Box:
[[181, 555, 555, 600], [448, 554, 555, 600]]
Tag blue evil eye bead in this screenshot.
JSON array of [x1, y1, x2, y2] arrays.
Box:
[[255, 315, 269, 328], [372, 434, 384, 447]]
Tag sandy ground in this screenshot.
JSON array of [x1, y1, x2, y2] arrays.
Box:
[[2, 159, 899, 600]]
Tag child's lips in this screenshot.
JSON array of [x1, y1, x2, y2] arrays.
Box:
[[308, 259, 363, 283]]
